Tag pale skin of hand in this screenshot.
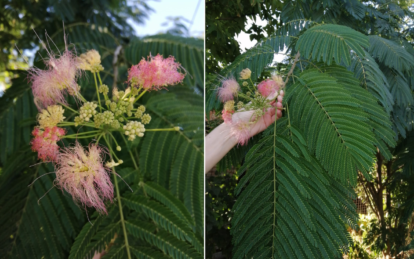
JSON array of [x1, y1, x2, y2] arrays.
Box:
[[205, 105, 278, 172]]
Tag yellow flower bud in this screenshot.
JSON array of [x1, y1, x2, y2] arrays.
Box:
[[224, 100, 235, 111], [271, 74, 285, 87], [38, 105, 65, 129], [240, 68, 251, 80]]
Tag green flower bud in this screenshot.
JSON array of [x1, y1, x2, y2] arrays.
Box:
[[111, 120, 120, 129], [102, 111, 114, 124], [131, 87, 139, 96], [138, 105, 146, 113], [74, 116, 83, 127], [99, 84, 109, 95], [79, 102, 98, 122], [135, 110, 143, 119], [110, 102, 117, 112], [141, 114, 151, 124], [123, 121, 145, 141], [94, 113, 104, 127]]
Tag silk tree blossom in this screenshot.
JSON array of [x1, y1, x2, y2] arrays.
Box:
[[240, 68, 251, 80], [257, 79, 279, 97], [77, 49, 104, 73], [29, 50, 81, 110], [218, 78, 240, 102], [55, 142, 113, 214], [31, 126, 66, 162], [38, 105, 65, 129], [222, 110, 234, 123], [231, 121, 251, 146], [128, 54, 185, 90], [271, 74, 285, 88], [222, 100, 235, 123]]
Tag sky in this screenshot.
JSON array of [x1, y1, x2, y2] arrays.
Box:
[[234, 15, 286, 63], [128, 0, 204, 37]]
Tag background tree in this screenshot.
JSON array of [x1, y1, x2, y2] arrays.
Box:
[[206, 0, 282, 74], [206, 0, 414, 258], [0, 1, 204, 258]]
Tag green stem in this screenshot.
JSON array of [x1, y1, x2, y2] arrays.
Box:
[[74, 130, 101, 135], [98, 72, 109, 104], [62, 135, 96, 139], [108, 132, 120, 148], [59, 103, 79, 114], [120, 134, 139, 171], [58, 122, 98, 128], [286, 103, 293, 142], [97, 72, 103, 86], [272, 111, 278, 259], [93, 72, 102, 112], [111, 166, 132, 259], [145, 128, 180, 132], [248, 78, 255, 91], [96, 133, 104, 145], [134, 89, 148, 104], [77, 93, 88, 103], [103, 135, 120, 161], [238, 92, 252, 101], [58, 122, 76, 126]]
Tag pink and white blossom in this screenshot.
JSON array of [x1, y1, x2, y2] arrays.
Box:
[[29, 51, 81, 110], [222, 110, 234, 124], [231, 121, 251, 146], [55, 142, 113, 214], [218, 78, 240, 102], [31, 126, 66, 162], [128, 54, 185, 90], [257, 79, 279, 97]]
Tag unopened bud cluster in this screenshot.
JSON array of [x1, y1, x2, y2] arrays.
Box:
[[134, 105, 151, 125], [73, 83, 153, 138], [75, 102, 98, 126], [99, 84, 109, 95], [123, 121, 145, 141]]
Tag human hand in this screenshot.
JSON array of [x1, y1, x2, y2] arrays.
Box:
[[231, 101, 282, 139]]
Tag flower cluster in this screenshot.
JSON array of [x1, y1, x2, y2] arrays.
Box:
[[28, 39, 184, 214], [75, 102, 98, 125], [31, 126, 66, 162], [29, 51, 81, 110], [77, 49, 104, 73], [123, 121, 145, 140], [55, 142, 113, 214], [217, 68, 285, 145], [38, 105, 66, 129], [128, 54, 185, 90]]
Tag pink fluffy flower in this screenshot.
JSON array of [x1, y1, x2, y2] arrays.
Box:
[[29, 51, 81, 110], [231, 121, 251, 146], [257, 79, 279, 97], [31, 126, 66, 162], [222, 110, 234, 123], [218, 78, 240, 102], [55, 142, 113, 214], [128, 54, 185, 90]]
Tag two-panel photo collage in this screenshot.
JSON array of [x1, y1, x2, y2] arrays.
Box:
[[1, 0, 413, 258]]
